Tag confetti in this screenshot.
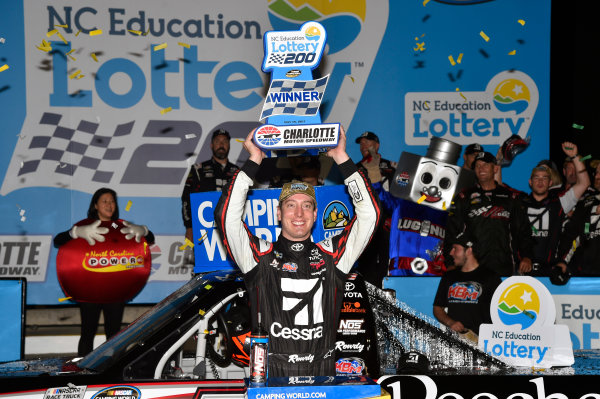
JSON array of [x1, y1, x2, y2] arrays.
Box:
[[580, 154, 592, 162], [198, 233, 207, 243], [205, 284, 212, 290], [55, 24, 69, 28], [46, 29, 58, 37], [417, 194, 427, 204], [178, 41, 191, 48], [128, 29, 142, 35], [185, 133, 196, 139], [153, 43, 168, 51], [179, 238, 194, 251], [199, 309, 205, 316], [58, 296, 73, 302], [36, 45, 52, 52], [0, 37, 5, 44], [75, 29, 82, 36], [456, 53, 463, 63], [160, 106, 172, 115], [479, 31, 490, 42], [455, 87, 467, 101], [69, 70, 82, 79], [91, 53, 98, 62], [89, 29, 103, 36], [448, 55, 456, 66], [414, 41, 426, 52], [235, 138, 244, 143], [572, 123, 584, 130], [442, 201, 447, 211], [508, 50, 516, 55], [125, 200, 132, 211], [111, 222, 119, 229], [423, 0, 430, 5], [56, 32, 68, 44], [585, 223, 590, 234], [518, 19, 526, 26], [350, 76, 355, 83], [0, 64, 8, 73]]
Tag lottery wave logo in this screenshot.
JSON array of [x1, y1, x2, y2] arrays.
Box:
[[496, 282, 540, 330], [492, 78, 531, 115], [267, 0, 366, 54]]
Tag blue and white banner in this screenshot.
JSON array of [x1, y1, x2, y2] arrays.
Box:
[[0, 0, 549, 304], [190, 184, 354, 273]]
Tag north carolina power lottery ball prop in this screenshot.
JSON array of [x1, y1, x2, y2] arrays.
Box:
[[56, 220, 151, 303]]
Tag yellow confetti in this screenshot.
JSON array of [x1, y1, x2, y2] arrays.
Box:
[[235, 138, 244, 143], [480, 31, 490, 42], [66, 49, 75, 55], [91, 53, 99, 62], [55, 24, 69, 28], [442, 201, 447, 211], [125, 200, 132, 211], [154, 43, 168, 51], [456, 53, 463, 63], [89, 29, 103, 36], [456, 87, 467, 101], [160, 106, 172, 115], [128, 29, 142, 35], [199, 309, 206, 316], [69, 70, 82, 79], [36, 45, 52, 52], [518, 19, 526, 26], [508, 50, 516, 55], [56, 32, 68, 44], [179, 237, 194, 250], [350, 76, 355, 83], [417, 194, 427, 204], [0, 64, 9, 73], [42, 39, 50, 47], [76, 74, 85, 80], [198, 233, 207, 243], [178, 41, 191, 48], [205, 284, 212, 290], [448, 55, 456, 66], [58, 296, 72, 302], [46, 29, 58, 37], [423, 0, 430, 5], [75, 29, 82, 37], [414, 41, 426, 52]]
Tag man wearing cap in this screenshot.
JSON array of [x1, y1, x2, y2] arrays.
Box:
[[521, 142, 589, 277], [354, 131, 396, 286], [444, 151, 535, 276], [181, 129, 239, 243], [433, 231, 501, 337], [462, 143, 484, 171], [215, 127, 380, 377]]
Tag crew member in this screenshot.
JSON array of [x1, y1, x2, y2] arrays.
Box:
[[215, 127, 380, 376]]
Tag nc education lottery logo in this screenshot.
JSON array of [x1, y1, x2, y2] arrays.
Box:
[[405, 70, 539, 146], [262, 21, 327, 72], [478, 276, 574, 368]]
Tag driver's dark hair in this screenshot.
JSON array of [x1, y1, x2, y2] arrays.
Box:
[[87, 187, 120, 220]]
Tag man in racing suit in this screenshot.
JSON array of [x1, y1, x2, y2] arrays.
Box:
[[444, 151, 535, 276], [215, 127, 380, 377]]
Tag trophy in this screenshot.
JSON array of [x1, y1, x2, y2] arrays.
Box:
[[254, 21, 340, 154]]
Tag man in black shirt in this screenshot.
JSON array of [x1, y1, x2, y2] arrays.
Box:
[[181, 129, 239, 243]]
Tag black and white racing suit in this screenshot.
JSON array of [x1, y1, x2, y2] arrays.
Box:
[[215, 159, 380, 377]]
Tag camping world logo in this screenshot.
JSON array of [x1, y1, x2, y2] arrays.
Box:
[[255, 125, 282, 146], [322, 200, 350, 230]]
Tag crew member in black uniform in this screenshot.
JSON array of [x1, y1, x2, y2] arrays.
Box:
[[181, 128, 239, 243], [522, 142, 589, 276], [215, 127, 380, 377], [445, 151, 535, 276], [354, 131, 395, 287]]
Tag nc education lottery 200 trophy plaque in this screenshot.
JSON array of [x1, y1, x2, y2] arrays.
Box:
[[254, 21, 340, 154]]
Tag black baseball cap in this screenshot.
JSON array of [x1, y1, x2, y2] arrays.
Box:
[[355, 131, 379, 144], [451, 230, 475, 249], [465, 143, 484, 155], [471, 151, 497, 169], [212, 128, 231, 140], [397, 351, 430, 373]]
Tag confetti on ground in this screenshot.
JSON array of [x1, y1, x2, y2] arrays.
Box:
[[58, 296, 73, 302], [91, 53, 98, 62], [508, 50, 516, 55], [160, 106, 172, 115], [572, 123, 584, 130], [417, 194, 427, 204], [89, 29, 103, 36], [69, 70, 82, 79], [46, 29, 58, 37], [178, 41, 190, 48], [154, 43, 168, 51], [125, 200, 132, 211], [480, 31, 490, 42], [518, 19, 526, 26], [128, 29, 142, 35], [0, 64, 8, 72]]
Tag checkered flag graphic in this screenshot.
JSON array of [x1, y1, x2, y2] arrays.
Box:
[[18, 112, 133, 183], [268, 54, 286, 64], [260, 75, 329, 121]]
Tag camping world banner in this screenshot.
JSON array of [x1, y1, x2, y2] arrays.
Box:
[[0, 1, 549, 304]]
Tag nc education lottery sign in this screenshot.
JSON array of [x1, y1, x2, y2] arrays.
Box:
[[479, 276, 574, 368]]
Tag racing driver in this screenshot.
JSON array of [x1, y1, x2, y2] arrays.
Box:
[[215, 126, 380, 377]]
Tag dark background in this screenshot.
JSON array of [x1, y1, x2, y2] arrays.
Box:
[[550, 3, 598, 168]]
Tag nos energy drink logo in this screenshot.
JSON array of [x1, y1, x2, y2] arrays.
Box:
[[496, 282, 540, 330], [405, 70, 539, 146], [267, 0, 365, 55]]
